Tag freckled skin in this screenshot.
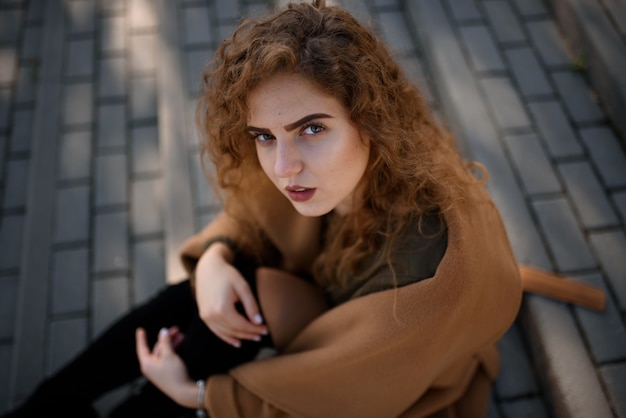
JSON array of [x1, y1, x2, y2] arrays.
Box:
[[247, 73, 370, 217]]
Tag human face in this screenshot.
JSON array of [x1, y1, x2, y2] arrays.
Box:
[[247, 73, 370, 217]]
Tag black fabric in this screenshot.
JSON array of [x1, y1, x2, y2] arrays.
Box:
[[3, 257, 269, 418]]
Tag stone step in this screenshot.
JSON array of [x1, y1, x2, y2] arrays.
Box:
[[549, 0, 626, 141]]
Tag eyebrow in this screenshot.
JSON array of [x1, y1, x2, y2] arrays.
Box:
[[247, 113, 333, 134]]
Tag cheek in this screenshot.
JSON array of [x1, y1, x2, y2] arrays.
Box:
[[255, 146, 275, 179]]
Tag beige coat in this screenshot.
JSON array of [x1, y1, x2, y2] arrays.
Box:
[[179, 179, 525, 417]]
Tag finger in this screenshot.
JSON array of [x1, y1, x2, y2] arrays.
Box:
[[157, 327, 174, 355], [235, 283, 265, 326], [135, 328, 151, 362], [212, 328, 242, 348]]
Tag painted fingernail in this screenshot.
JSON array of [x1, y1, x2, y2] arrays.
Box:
[[253, 314, 263, 324], [159, 327, 168, 338], [254, 336, 261, 342], [232, 341, 241, 348]]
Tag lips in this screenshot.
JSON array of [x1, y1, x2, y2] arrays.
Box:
[[285, 185, 316, 202]]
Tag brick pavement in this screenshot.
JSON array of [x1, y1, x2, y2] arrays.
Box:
[[0, 0, 624, 417]]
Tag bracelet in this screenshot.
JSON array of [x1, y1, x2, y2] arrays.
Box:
[[196, 379, 207, 418]]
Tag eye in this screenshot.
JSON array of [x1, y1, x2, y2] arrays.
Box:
[[251, 132, 275, 143], [301, 123, 325, 136]]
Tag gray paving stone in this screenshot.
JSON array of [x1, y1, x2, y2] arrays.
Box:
[[182, 5, 212, 46], [216, 21, 238, 45], [602, 0, 626, 37], [98, 56, 127, 99], [97, 103, 127, 149], [129, 0, 157, 32], [579, 126, 626, 189], [63, 82, 93, 127], [0, 276, 18, 339], [339, 0, 375, 24], [398, 55, 435, 106], [573, 272, 626, 364], [532, 198, 596, 272], [132, 239, 166, 304], [15, 63, 38, 105], [378, 10, 415, 56], [131, 178, 163, 236], [243, 2, 270, 19], [600, 362, 626, 418], [215, 0, 240, 21], [0, 88, 9, 130], [505, 47, 553, 98], [504, 133, 561, 195], [483, 1, 525, 44], [0, 48, 18, 85], [53, 185, 90, 244], [65, 39, 95, 78], [58, 130, 92, 181], [21, 25, 42, 60], [445, 0, 482, 22], [524, 296, 614, 418], [552, 72, 604, 125], [191, 150, 216, 209], [93, 212, 129, 273], [186, 48, 211, 95], [130, 75, 157, 121], [51, 248, 89, 314], [100, 15, 126, 54], [67, 0, 96, 35], [499, 397, 549, 418], [3, 159, 29, 210], [26, 0, 44, 23], [91, 276, 130, 338], [0, 9, 23, 43], [0, 344, 11, 414], [99, 0, 125, 14], [557, 162, 619, 229], [526, 20, 571, 68], [95, 154, 128, 207], [528, 101, 583, 158], [0, 135, 5, 180], [130, 33, 156, 75], [480, 76, 531, 130], [495, 322, 539, 399], [0, 215, 24, 270], [588, 230, 626, 311], [131, 125, 159, 175], [512, 0, 547, 17], [613, 191, 626, 222], [371, 0, 399, 8], [9, 108, 34, 153], [459, 25, 506, 73], [47, 318, 88, 375]]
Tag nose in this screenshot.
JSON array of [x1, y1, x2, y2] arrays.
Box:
[[274, 139, 303, 178]]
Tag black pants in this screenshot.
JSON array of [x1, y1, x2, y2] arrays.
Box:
[[5, 262, 270, 417]]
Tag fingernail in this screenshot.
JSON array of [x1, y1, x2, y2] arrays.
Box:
[[232, 341, 241, 348], [261, 329, 268, 335], [253, 314, 263, 324], [254, 336, 261, 342], [159, 327, 168, 338]]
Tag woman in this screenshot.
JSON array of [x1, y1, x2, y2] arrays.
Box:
[[4, 1, 523, 417], [137, 0, 522, 416]]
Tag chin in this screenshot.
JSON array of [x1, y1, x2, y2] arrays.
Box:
[[291, 203, 334, 218]]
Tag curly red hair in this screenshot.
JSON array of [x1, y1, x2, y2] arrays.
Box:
[[196, 0, 480, 287]]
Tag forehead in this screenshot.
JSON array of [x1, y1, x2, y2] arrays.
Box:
[[247, 73, 346, 124]]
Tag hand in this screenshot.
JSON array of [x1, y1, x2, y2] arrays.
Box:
[[195, 243, 268, 347], [135, 327, 197, 409]]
